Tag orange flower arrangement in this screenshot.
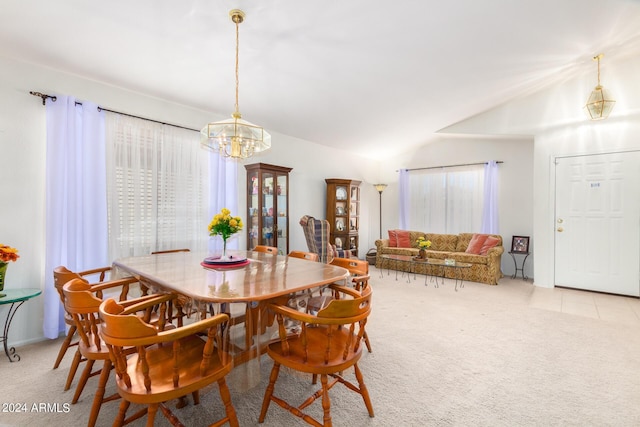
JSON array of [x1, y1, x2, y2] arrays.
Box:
[[0, 244, 19, 263]]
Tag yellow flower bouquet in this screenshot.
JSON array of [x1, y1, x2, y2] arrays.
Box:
[[208, 208, 243, 259], [416, 236, 431, 249]]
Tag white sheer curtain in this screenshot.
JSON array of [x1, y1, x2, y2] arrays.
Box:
[[406, 165, 484, 234], [398, 169, 410, 229], [43, 96, 107, 339], [481, 160, 499, 233], [105, 113, 213, 259], [208, 153, 238, 253]]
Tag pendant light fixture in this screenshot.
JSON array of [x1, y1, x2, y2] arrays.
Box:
[[584, 53, 615, 121], [201, 9, 271, 159]]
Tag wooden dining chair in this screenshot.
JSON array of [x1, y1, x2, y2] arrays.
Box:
[[99, 295, 239, 427], [306, 257, 373, 352], [288, 250, 320, 262], [259, 284, 374, 426], [254, 245, 279, 254], [52, 265, 117, 391], [62, 277, 154, 427]]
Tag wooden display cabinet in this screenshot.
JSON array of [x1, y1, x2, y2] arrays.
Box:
[[325, 179, 361, 258], [245, 163, 292, 255]]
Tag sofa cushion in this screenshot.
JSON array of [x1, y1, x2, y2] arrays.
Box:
[[457, 233, 503, 252], [480, 236, 500, 255], [448, 252, 490, 265], [388, 230, 398, 247], [397, 230, 411, 248], [466, 234, 489, 254], [425, 234, 458, 251], [456, 233, 475, 252]]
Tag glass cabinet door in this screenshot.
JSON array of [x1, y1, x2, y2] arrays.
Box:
[[275, 174, 288, 254], [248, 169, 260, 250], [245, 163, 292, 254], [325, 179, 361, 258], [262, 172, 275, 247]]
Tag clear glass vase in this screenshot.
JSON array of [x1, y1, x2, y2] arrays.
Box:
[[221, 237, 229, 261]]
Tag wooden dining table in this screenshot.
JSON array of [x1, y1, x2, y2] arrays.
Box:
[[111, 249, 349, 389]]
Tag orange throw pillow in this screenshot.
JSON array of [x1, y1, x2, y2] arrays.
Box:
[[465, 233, 488, 254], [397, 230, 411, 248], [480, 236, 500, 255], [388, 230, 398, 247]]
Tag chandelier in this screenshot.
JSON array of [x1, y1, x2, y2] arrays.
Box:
[[201, 9, 271, 159], [583, 53, 615, 121]]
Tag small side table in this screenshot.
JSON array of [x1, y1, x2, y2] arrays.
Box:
[[0, 288, 42, 362], [508, 251, 530, 280]]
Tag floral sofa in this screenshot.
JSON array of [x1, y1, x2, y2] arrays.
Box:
[[375, 231, 504, 285]]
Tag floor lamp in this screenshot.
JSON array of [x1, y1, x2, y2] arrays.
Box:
[[374, 184, 387, 239]]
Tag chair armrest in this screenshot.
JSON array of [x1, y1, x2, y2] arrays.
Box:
[[268, 302, 322, 324], [155, 313, 229, 343], [351, 274, 370, 291], [328, 283, 362, 299], [118, 293, 168, 308], [77, 266, 112, 282], [120, 293, 177, 315], [89, 277, 139, 301], [89, 277, 139, 293]]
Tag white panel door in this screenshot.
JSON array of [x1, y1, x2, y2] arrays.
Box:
[[554, 151, 640, 296]]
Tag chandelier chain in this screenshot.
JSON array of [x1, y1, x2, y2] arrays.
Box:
[[235, 18, 240, 115]]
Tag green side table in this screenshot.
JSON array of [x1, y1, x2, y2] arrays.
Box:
[[0, 288, 42, 362]]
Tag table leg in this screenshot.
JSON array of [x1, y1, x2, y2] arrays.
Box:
[[424, 265, 439, 288], [509, 253, 529, 280], [2, 300, 26, 362]]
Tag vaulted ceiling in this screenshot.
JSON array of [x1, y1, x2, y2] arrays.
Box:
[[2, 0, 640, 160]]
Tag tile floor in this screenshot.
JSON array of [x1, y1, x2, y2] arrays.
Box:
[[529, 283, 640, 326]]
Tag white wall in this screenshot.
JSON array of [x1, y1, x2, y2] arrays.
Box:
[[0, 56, 379, 345], [441, 53, 640, 288]]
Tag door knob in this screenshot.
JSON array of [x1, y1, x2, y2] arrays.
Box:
[[557, 218, 563, 223], [557, 227, 564, 232]]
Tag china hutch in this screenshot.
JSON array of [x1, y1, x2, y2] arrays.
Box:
[[245, 163, 292, 254], [325, 179, 361, 258]]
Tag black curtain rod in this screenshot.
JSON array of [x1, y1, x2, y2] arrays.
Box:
[[399, 161, 503, 172], [29, 91, 200, 133]]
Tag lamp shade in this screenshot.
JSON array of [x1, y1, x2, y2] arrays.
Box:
[[374, 184, 388, 193], [584, 54, 615, 121], [584, 85, 616, 121]]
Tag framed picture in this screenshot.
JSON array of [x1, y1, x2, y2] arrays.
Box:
[[511, 236, 530, 254]]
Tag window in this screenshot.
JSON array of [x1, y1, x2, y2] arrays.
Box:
[[105, 114, 210, 259], [408, 165, 484, 233]]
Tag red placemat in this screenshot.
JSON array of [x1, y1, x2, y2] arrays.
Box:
[[201, 259, 250, 269]]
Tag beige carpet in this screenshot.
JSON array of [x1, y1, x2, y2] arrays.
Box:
[[2, 269, 640, 426]]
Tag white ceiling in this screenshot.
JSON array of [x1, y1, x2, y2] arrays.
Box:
[[2, 0, 640, 160]]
